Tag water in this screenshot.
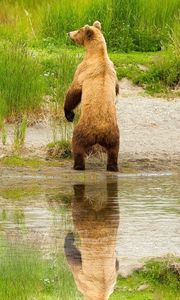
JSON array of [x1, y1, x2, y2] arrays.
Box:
[[0, 172, 179, 299]]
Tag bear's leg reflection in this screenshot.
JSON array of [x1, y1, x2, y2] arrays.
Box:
[[64, 179, 119, 300]]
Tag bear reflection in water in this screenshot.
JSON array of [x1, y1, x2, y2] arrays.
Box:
[[64, 179, 119, 300]]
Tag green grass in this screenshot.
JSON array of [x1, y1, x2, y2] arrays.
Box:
[[111, 257, 180, 300], [0, 239, 81, 300], [41, 0, 180, 52], [0, 239, 179, 300], [110, 51, 154, 82], [136, 42, 180, 95], [0, 42, 44, 120], [40, 48, 81, 105], [12, 116, 27, 151], [47, 140, 72, 159], [1, 0, 179, 52], [142, 258, 180, 290], [0, 185, 43, 200], [0, 155, 45, 168], [0, 155, 62, 168], [0, 240, 44, 300], [111, 49, 180, 95]]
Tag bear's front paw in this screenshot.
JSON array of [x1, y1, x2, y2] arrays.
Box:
[[65, 110, 75, 122]]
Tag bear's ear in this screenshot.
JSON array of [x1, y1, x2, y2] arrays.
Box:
[[85, 25, 94, 40], [93, 21, 101, 30]]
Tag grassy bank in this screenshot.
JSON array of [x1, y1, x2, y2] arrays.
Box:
[[112, 47, 180, 95], [0, 240, 81, 300], [112, 257, 180, 300], [0, 238, 179, 300]]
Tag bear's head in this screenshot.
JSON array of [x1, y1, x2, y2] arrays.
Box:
[[68, 21, 104, 47]]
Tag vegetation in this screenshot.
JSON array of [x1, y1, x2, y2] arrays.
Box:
[[47, 140, 72, 159], [0, 239, 179, 300], [1, 0, 179, 52], [0, 155, 62, 168], [0, 240, 81, 300], [0, 42, 44, 119], [112, 257, 180, 300], [142, 258, 180, 290], [41, 0, 180, 53], [112, 47, 180, 95], [12, 116, 27, 151], [40, 48, 81, 106], [0, 240, 44, 300], [0, 185, 43, 200], [137, 39, 180, 94]]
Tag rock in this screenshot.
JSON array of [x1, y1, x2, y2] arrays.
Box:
[[118, 257, 144, 278], [137, 283, 149, 291]]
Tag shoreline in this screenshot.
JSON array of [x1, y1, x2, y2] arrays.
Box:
[[0, 80, 180, 173]]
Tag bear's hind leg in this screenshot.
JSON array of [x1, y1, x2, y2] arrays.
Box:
[[99, 128, 119, 172], [107, 145, 119, 172], [72, 137, 86, 170]]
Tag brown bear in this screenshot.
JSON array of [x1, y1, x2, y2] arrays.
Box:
[[64, 21, 120, 171], [64, 179, 120, 300]]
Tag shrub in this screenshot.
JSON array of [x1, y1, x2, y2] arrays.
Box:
[[136, 28, 180, 94], [47, 140, 72, 159], [142, 257, 180, 290]]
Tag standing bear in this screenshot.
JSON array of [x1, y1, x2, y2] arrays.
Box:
[[64, 21, 120, 171]]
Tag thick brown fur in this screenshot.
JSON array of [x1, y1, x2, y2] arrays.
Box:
[[64, 21, 120, 171], [64, 179, 120, 300], [64, 88, 82, 121]]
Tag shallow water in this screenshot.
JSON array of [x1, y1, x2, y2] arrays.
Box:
[[0, 171, 179, 299]]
